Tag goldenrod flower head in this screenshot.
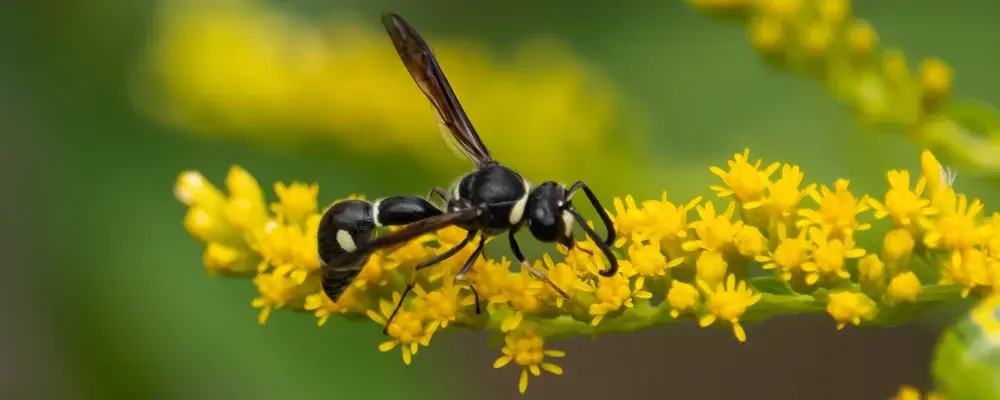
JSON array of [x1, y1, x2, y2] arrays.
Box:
[[734, 224, 767, 257], [750, 15, 785, 52], [985, 213, 1000, 256], [468, 258, 515, 307], [858, 254, 886, 292], [184, 206, 221, 242], [580, 273, 634, 326], [203, 242, 247, 275], [761, 0, 800, 18], [493, 327, 565, 394], [800, 228, 865, 285], [869, 169, 934, 230], [754, 163, 815, 222], [883, 228, 916, 268], [921, 149, 947, 195], [882, 50, 912, 83], [922, 191, 984, 254], [413, 281, 471, 331], [815, 0, 848, 23], [697, 274, 761, 342], [634, 192, 701, 245], [304, 290, 355, 327], [175, 170, 217, 206], [710, 148, 780, 205], [801, 23, 834, 55], [696, 249, 729, 289], [628, 242, 684, 288], [887, 271, 922, 304], [798, 179, 872, 237], [826, 291, 876, 329], [920, 58, 953, 98], [536, 254, 580, 307], [667, 280, 702, 318], [610, 195, 646, 240], [368, 292, 435, 366], [893, 385, 947, 400], [942, 248, 992, 298], [846, 20, 878, 57], [251, 264, 300, 325], [500, 270, 545, 332], [225, 166, 262, 200], [756, 224, 810, 281], [685, 200, 741, 253], [271, 181, 319, 224]]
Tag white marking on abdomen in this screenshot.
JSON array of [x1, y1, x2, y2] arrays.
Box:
[[371, 199, 383, 228], [336, 230, 357, 252], [561, 210, 574, 238]]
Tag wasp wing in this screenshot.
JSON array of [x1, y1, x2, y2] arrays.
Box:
[[340, 206, 483, 262], [381, 13, 496, 168]]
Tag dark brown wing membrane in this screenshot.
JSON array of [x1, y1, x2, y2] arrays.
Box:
[[345, 206, 482, 258], [381, 13, 496, 167]]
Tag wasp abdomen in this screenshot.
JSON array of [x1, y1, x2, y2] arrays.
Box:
[[318, 200, 376, 301], [372, 196, 443, 227]]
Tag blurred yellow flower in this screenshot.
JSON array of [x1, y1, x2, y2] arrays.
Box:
[[135, 0, 637, 184]]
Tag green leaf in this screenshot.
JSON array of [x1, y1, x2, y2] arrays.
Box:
[[748, 276, 795, 295], [933, 295, 1000, 400]]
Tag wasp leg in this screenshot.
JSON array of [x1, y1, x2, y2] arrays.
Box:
[[508, 230, 570, 299]]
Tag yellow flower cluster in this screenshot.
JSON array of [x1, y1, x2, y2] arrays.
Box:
[[175, 147, 997, 394], [688, 0, 1000, 178], [893, 385, 947, 400], [134, 0, 632, 181]]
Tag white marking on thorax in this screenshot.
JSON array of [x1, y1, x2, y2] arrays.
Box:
[[371, 199, 383, 228], [561, 210, 574, 238], [336, 230, 357, 252], [508, 179, 531, 225], [450, 174, 466, 201]]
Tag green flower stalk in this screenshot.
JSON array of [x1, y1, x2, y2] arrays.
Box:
[[686, 0, 1000, 176], [175, 147, 997, 394]]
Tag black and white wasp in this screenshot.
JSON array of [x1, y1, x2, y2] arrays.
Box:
[[318, 13, 619, 332]]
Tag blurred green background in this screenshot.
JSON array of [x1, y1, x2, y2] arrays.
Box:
[[5, 0, 1000, 399]]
